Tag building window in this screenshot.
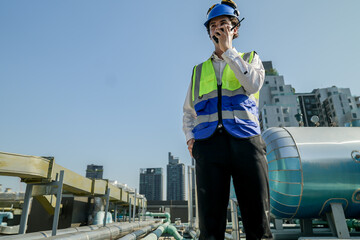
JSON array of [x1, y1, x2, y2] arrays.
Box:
[[275, 98, 280, 103], [282, 108, 289, 114], [348, 98, 352, 103], [265, 117, 268, 124], [270, 87, 278, 91], [265, 81, 269, 84], [264, 109, 267, 115], [279, 86, 284, 92], [350, 105, 353, 110], [342, 109, 345, 115], [339, 95, 342, 101], [284, 117, 290, 122], [276, 108, 279, 113], [353, 113, 357, 119], [341, 102, 344, 108], [278, 117, 281, 121], [327, 92, 332, 97]]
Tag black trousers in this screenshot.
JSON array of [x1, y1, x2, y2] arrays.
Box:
[[192, 129, 273, 240]]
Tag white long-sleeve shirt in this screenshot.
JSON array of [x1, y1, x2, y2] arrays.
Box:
[[182, 48, 265, 142]]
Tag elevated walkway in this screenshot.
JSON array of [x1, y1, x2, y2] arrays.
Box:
[[0, 151, 144, 207]]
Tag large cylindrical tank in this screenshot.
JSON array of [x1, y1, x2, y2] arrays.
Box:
[[262, 127, 360, 219]]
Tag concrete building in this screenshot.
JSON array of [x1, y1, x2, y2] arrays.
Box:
[[85, 164, 103, 179], [139, 168, 163, 201], [312, 86, 360, 127], [260, 62, 360, 128], [259, 61, 300, 130], [167, 152, 185, 201], [296, 93, 325, 126]]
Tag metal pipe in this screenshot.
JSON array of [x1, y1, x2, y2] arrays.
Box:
[[187, 165, 193, 228], [0, 212, 14, 226], [347, 219, 360, 229], [18, 183, 33, 234], [230, 199, 239, 240], [129, 198, 132, 223], [118, 222, 161, 240], [52, 170, 64, 236], [165, 224, 183, 240], [103, 188, 110, 227], [144, 212, 171, 223], [189, 230, 197, 239], [1, 221, 159, 240], [225, 232, 233, 240], [133, 189, 137, 222], [192, 166, 199, 230], [142, 222, 169, 240], [115, 204, 118, 223]]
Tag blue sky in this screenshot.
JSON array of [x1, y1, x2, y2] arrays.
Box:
[[1, 0, 360, 197]]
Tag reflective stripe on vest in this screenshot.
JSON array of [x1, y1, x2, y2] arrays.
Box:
[[191, 51, 261, 139]]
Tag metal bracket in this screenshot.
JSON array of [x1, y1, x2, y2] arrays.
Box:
[[274, 218, 283, 230], [230, 198, 240, 240], [326, 202, 350, 239], [300, 218, 313, 235], [42, 156, 55, 183], [18, 170, 64, 236], [103, 188, 110, 227]]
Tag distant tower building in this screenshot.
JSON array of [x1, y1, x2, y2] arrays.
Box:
[[86, 164, 103, 179], [139, 168, 163, 201], [167, 152, 185, 201]]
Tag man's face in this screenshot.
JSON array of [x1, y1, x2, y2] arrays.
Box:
[[208, 15, 233, 39]]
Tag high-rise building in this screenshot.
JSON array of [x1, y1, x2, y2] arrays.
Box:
[[259, 61, 360, 128], [259, 61, 300, 130], [167, 152, 185, 201], [139, 168, 163, 201], [86, 164, 103, 179], [312, 87, 360, 127]]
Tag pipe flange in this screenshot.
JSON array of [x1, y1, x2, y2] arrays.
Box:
[[352, 189, 360, 203], [351, 150, 360, 163]]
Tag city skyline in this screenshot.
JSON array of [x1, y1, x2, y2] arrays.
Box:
[[1, 0, 360, 192]]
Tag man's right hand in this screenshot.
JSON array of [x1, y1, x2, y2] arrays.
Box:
[[187, 138, 195, 158]]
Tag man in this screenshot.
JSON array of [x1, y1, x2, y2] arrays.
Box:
[[182, 1, 273, 239]]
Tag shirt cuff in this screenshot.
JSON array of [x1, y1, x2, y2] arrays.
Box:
[[222, 48, 248, 74], [185, 132, 195, 143], [222, 48, 239, 60]]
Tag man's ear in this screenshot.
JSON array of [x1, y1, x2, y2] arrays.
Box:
[[232, 26, 238, 35]]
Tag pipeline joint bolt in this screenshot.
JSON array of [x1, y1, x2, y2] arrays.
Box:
[[351, 150, 360, 163]]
